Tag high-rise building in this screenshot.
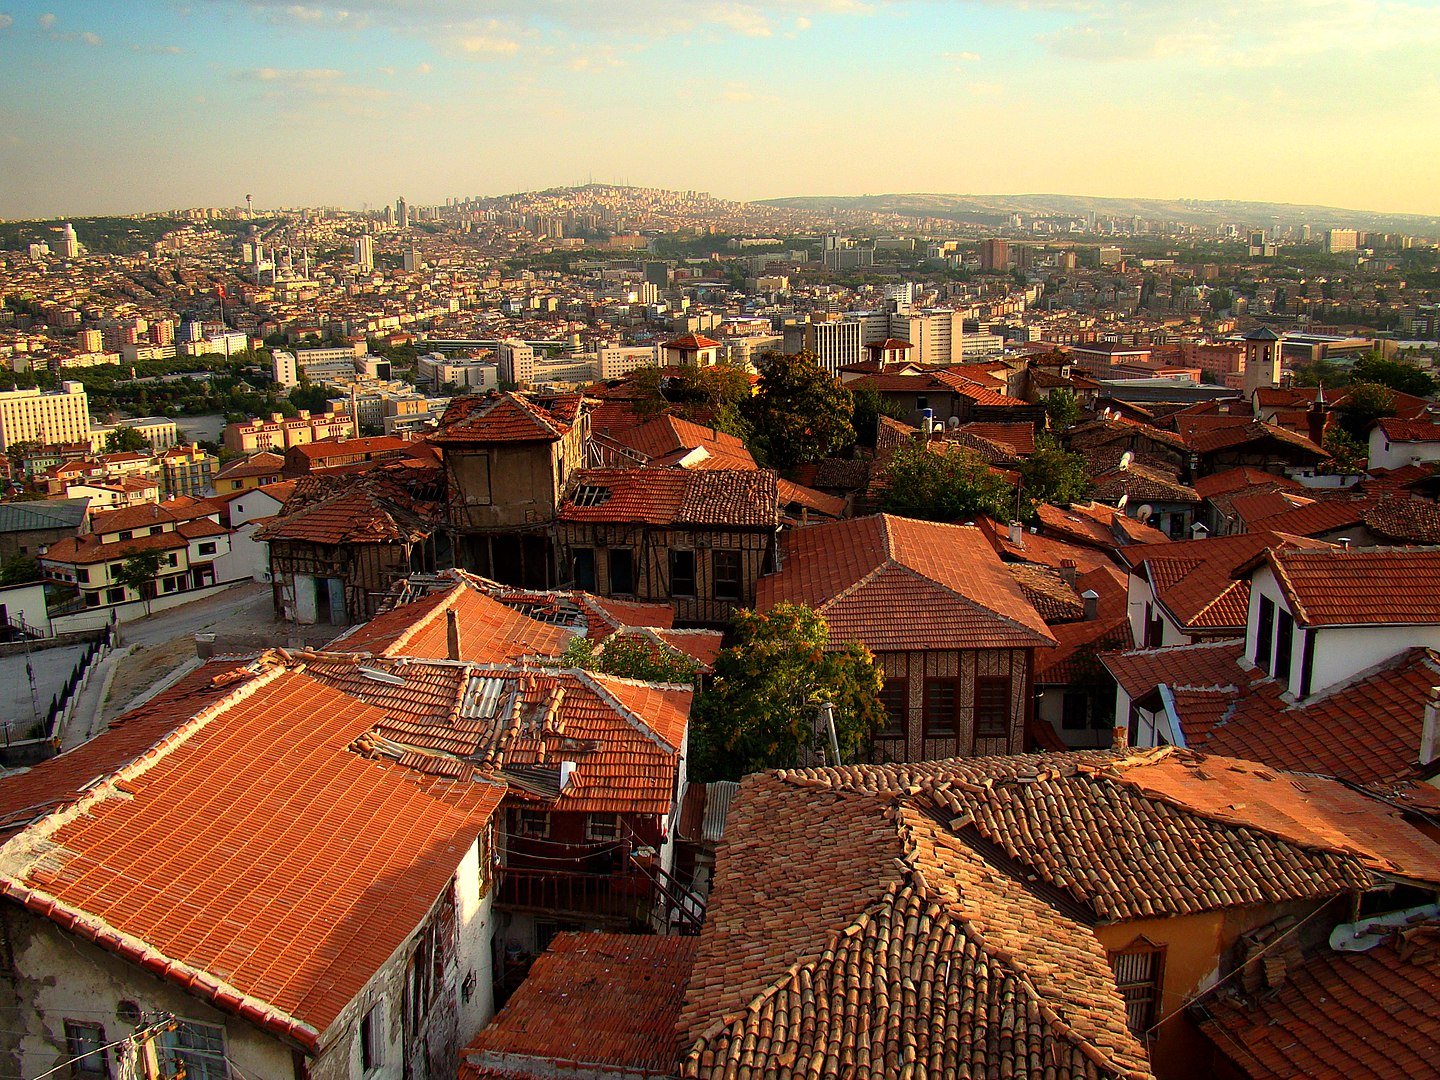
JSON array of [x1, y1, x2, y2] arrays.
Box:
[[803, 317, 864, 375], [77, 329, 103, 353], [354, 235, 374, 271], [272, 350, 298, 388], [397, 196, 409, 229], [402, 246, 420, 273], [58, 223, 79, 259], [383, 205, 395, 228], [0, 382, 90, 450], [1326, 229, 1359, 254], [495, 339, 536, 386], [979, 239, 1009, 272]]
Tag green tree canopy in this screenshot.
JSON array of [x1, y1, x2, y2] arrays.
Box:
[[690, 603, 884, 782], [103, 426, 147, 454], [1350, 352, 1437, 397], [880, 440, 1013, 523], [1044, 387, 1082, 431], [115, 549, 165, 614], [1323, 427, 1368, 473], [558, 634, 700, 685], [742, 351, 855, 468], [1018, 443, 1092, 509], [1335, 382, 1397, 440]]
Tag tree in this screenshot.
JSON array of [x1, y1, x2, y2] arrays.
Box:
[[0, 553, 40, 587], [881, 440, 1013, 523], [114, 549, 164, 615], [742, 351, 855, 469], [558, 634, 700, 685], [1018, 444, 1092, 509], [288, 383, 331, 413], [1350, 352, 1437, 397], [1335, 382, 1397, 440], [1323, 427, 1367, 473], [690, 604, 884, 781], [1044, 387, 1082, 431], [103, 426, 147, 454]]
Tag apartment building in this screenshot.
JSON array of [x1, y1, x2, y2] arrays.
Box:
[[0, 382, 90, 451], [88, 416, 179, 452], [222, 408, 356, 453]]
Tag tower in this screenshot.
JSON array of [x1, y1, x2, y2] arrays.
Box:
[[1242, 327, 1283, 396], [58, 223, 79, 259], [354, 235, 374, 272], [396, 196, 409, 230]]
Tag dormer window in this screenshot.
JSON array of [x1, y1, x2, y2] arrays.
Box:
[[573, 484, 611, 507]]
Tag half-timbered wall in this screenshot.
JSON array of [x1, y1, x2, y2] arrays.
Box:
[[871, 647, 1033, 762], [556, 523, 775, 626], [269, 538, 419, 623]]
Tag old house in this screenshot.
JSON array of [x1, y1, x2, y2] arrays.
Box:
[[757, 514, 1055, 761], [429, 392, 589, 589], [556, 467, 780, 626], [0, 657, 507, 1080], [258, 465, 444, 624], [0, 498, 89, 563], [668, 749, 1440, 1080], [1106, 541, 1440, 787]]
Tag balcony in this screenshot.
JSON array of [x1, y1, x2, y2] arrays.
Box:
[[497, 866, 656, 923]]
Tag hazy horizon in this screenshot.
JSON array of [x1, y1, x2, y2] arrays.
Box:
[[3, 0, 1438, 219]]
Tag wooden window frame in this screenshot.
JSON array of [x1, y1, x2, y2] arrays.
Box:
[[879, 678, 908, 738], [973, 675, 1011, 741], [1109, 939, 1166, 1038], [64, 1020, 107, 1080], [712, 549, 742, 601], [923, 678, 960, 739], [669, 549, 697, 598]]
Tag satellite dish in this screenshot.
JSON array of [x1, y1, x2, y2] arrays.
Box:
[[947, 415, 960, 428], [1116, 493, 1129, 511], [1137, 504, 1154, 521], [1118, 451, 1133, 471]]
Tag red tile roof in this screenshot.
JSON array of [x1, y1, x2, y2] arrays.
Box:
[[1198, 921, 1440, 1080], [663, 333, 720, 350], [775, 477, 846, 519], [957, 420, 1037, 454], [610, 414, 755, 469], [0, 664, 506, 1051], [1267, 544, 1440, 626], [44, 518, 228, 566], [1192, 466, 1304, 500], [558, 467, 779, 528], [215, 451, 285, 481], [757, 514, 1055, 651], [331, 579, 575, 662], [1376, 416, 1440, 443], [89, 500, 218, 536], [255, 470, 440, 545], [462, 933, 697, 1078], [431, 392, 572, 444]]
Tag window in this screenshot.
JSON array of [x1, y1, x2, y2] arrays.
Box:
[[163, 577, 177, 593], [85, 593, 100, 608], [167, 554, 179, 567], [118, 530, 132, 541], [1109, 941, 1165, 1037], [879, 679, 907, 737], [76, 568, 89, 583], [572, 484, 612, 507], [64, 1021, 107, 1080], [915, 396, 929, 411], [1274, 609, 1294, 683], [359, 1003, 384, 1073], [669, 550, 696, 598], [586, 813, 621, 842], [712, 549, 742, 601], [149, 526, 163, 536], [160, 1021, 227, 1080], [512, 807, 550, 837], [197, 542, 217, 556], [974, 676, 1011, 740], [1062, 691, 1089, 731], [573, 548, 596, 591], [923, 679, 959, 738], [1255, 596, 1275, 673], [106, 588, 125, 604], [608, 548, 634, 594]]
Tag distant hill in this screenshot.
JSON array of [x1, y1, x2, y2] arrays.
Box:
[[756, 193, 1440, 235]]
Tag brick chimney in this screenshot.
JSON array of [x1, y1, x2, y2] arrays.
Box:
[[1059, 559, 1078, 587], [446, 608, 461, 661], [1306, 400, 1328, 447], [1421, 686, 1440, 766]]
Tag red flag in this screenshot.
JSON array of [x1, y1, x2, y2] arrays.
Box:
[[216, 284, 227, 300]]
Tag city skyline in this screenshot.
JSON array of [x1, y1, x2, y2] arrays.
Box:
[[1, 0, 1438, 219]]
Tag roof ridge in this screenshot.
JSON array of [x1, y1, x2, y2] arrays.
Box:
[[570, 669, 686, 752], [385, 583, 464, 657], [887, 562, 1056, 644]]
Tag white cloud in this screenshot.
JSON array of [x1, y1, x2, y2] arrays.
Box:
[[0, 14, 14, 31], [945, 50, 981, 63], [242, 66, 343, 81], [80, 30, 101, 46], [37, 12, 56, 30], [377, 65, 396, 75], [416, 61, 432, 74], [459, 34, 520, 55], [132, 43, 185, 54]]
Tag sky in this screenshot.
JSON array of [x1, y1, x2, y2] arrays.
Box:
[[0, 0, 1437, 219]]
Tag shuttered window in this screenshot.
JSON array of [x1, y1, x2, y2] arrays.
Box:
[[1109, 942, 1165, 1036]]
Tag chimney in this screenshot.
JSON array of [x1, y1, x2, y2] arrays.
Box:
[[1058, 559, 1078, 586], [194, 632, 216, 659], [1081, 589, 1100, 621], [1112, 724, 1129, 751], [1421, 687, 1440, 766], [1008, 520, 1024, 546], [559, 760, 577, 790], [1306, 400, 1327, 446], [446, 608, 461, 661]]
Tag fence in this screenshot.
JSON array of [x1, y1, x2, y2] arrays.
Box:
[[1, 627, 115, 750]]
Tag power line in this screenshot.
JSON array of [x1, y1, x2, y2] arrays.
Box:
[[25, 1018, 173, 1080]]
